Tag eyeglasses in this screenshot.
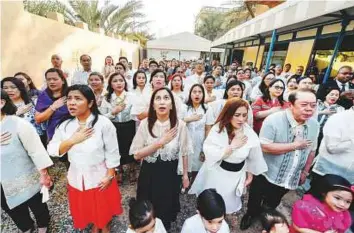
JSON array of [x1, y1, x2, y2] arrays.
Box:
[[340, 72, 353, 76], [273, 86, 284, 90]]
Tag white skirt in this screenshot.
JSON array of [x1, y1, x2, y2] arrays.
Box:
[[189, 161, 247, 214]]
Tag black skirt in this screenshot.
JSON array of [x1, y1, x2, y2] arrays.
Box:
[[112, 120, 136, 165], [137, 158, 180, 226]]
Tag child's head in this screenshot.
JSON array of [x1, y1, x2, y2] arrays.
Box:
[[260, 210, 289, 233], [312, 174, 354, 212], [128, 198, 155, 233], [197, 189, 226, 233]]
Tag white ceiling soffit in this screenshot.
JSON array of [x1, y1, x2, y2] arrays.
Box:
[[211, 0, 354, 47]]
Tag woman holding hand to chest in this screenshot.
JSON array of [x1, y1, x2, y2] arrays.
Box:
[[47, 85, 123, 233]]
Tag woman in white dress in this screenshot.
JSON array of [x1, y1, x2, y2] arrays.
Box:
[[170, 74, 187, 103], [189, 98, 268, 214], [182, 84, 208, 177], [205, 80, 253, 135], [126, 198, 166, 233], [181, 189, 230, 233]]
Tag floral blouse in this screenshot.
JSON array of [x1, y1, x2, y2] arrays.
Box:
[[15, 101, 45, 136], [130, 119, 193, 164]]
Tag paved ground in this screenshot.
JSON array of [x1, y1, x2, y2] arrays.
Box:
[[1, 161, 300, 233]]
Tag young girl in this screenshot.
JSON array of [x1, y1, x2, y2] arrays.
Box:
[[126, 198, 166, 233], [189, 98, 267, 214], [291, 174, 353, 233], [260, 210, 289, 233], [130, 87, 191, 230], [181, 189, 230, 233], [183, 84, 208, 177], [47, 85, 123, 233]]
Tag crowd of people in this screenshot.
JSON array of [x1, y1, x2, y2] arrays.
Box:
[[1, 54, 354, 233]]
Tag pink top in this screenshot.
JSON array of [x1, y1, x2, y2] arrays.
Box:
[[251, 97, 290, 134], [290, 194, 352, 233]]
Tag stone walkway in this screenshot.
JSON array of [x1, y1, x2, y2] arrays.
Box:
[[1, 161, 299, 233]]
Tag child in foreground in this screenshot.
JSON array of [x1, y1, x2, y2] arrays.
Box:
[[291, 174, 353, 233], [126, 198, 166, 233], [260, 210, 289, 233], [181, 189, 230, 233]]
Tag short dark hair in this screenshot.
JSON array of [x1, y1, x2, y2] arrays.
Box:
[[1, 89, 17, 115], [119, 56, 128, 62], [149, 69, 167, 85], [80, 54, 91, 61], [260, 210, 289, 232], [128, 198, 154, 229], [197, 189, 226, 220], [115, 62, 126, 71], [149, 60, 158, 67], [337, 65, 352, 75], [204, 75, 215, 83], [88, 72, 104, 83], [288, 89, 316, 105]]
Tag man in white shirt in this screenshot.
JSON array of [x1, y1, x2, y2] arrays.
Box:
[[275, 64, 287, 83], [119, 56, 135, 90], [282, 63, 293, 80], [184, 61, 205, 93], [71, 54, 92, 85]]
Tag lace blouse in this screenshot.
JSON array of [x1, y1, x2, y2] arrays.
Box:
[[129, 119, 193, 164]]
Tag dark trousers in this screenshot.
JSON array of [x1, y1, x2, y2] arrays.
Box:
[[246, 175, 289, 216], [1, 187, 50, 232]]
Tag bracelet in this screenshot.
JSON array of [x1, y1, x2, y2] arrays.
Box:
[[49, 105, 56, 111]]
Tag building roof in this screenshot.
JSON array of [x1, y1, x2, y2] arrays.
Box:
[[147, 32, 224, 52], [212, 0, 354, 47]]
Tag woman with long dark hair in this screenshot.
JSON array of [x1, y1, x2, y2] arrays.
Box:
[[203, 75, 223, 104], [183, 84, 208, 177], [250, 72, 275, 102], [205, 80, 253, 136], [100, 72, 137, 183], [35, 68, 69, 142], [1, 77, 46, 143], [47, 85, 123, 233], [1, 90, 53, 233], [130, 87, 191, 230], [252, 79, 290, 134], [189, 98, 267, 214], [14, 72, 41, 100]]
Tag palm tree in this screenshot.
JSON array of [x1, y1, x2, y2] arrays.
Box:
[[23, 0, 76, 25], [195, 11, 225, 41]]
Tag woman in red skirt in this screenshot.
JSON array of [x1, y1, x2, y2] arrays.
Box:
[[48, 85, 123, 233]]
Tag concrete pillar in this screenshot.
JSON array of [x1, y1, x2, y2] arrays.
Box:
[[75, 22, 88, 30], [46, 12, 64, 23]]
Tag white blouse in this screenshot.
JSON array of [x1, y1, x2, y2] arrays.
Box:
[[100, 91, 134, 122], [47, 114, 120, 191], [130, 119, 193, 166], [126, 218, 166, 233], [181, 214, 230, 233]]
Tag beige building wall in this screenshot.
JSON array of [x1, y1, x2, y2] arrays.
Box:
[[1, 1, 141, 87]]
